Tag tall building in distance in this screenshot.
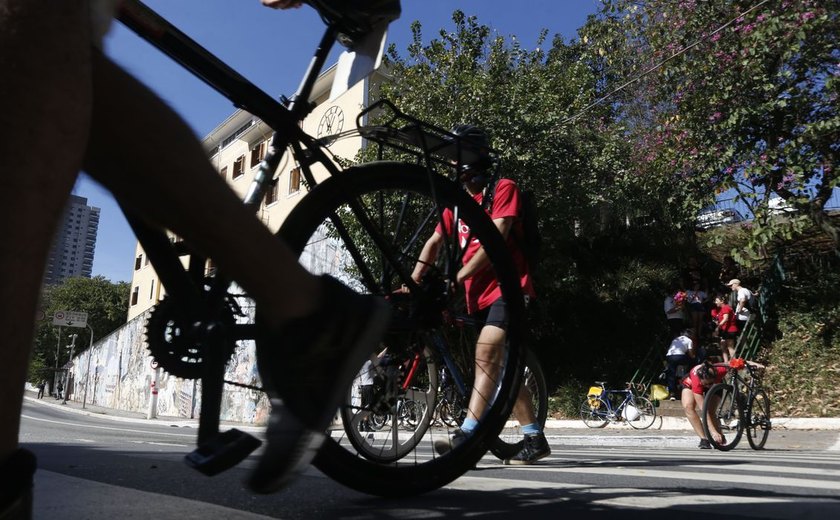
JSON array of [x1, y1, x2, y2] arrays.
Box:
[[43, 195, 100, 285]]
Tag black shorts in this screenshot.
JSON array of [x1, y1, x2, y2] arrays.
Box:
[[720, 330, 737, 340], [470, 298, 508, 332]]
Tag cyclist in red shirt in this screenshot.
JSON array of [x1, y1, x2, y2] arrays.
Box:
[[681, 362, 729, 449], [410, 125, 545, 465]]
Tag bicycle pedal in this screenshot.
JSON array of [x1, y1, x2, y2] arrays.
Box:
[[184, 428, 262, 476]]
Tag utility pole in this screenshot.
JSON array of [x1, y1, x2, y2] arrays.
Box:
[[82, 323, 95, 409], [62, 334, 77, 405], [54, 325, 62, 397]]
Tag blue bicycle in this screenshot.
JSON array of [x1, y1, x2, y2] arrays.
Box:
[[580, 381, 657, 429]]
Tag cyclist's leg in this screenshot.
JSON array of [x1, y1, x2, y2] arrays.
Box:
[[81, 50, 390, 493], [0, 1, 92, 515], [511, 385, 539, 427], [681, 388, 706, 440], [704, 392, 725, 444]]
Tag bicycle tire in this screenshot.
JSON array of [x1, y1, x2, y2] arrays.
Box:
[[580, 396, 610, 428], [276, 161, 526, 496], [339, 346, 438, 463], [627, 396, 656, 430], [489, 350, 549, 459], [702, 383, 743, 451], [746, 388, 771, 450]]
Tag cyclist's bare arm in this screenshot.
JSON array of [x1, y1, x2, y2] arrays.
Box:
[[411, 215, 513, 285], [456, 216, 513, 284], [412, 232, 444, 283]]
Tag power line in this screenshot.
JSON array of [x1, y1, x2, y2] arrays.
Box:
[[560, 0, 771, 126]]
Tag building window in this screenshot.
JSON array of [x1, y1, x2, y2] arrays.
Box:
[[289, 167, 301, 194], [232, 155, 246, 179], [134, 255, 143, 270], [149, 280, 155, 299], [131, 286, 139, 306], [250, 141, 267, 169], [265, 181, 278, 206], [220, 166, 228, 179]]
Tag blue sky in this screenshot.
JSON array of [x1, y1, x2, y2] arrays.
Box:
[[76, 0, 601, 282]]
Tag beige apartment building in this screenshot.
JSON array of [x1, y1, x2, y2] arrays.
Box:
[[127, 65, 379, 320]]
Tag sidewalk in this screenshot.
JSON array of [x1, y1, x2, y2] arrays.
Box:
[[22, 389, 262, 433]]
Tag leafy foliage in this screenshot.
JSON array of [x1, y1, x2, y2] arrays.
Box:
[[30, 276, 130, 382], [597, 0, 840, 261]]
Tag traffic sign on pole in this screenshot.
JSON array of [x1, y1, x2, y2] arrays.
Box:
[[52, 310, 88, 328]]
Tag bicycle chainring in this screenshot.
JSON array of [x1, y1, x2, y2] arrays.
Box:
[[145, 295, 237, 379]]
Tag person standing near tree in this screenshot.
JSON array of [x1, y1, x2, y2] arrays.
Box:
[[726, 279, 752, 334], [711, 294, 738, 361]]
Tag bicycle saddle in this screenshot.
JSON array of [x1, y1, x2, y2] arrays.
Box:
[[306, 0, 401, 46]]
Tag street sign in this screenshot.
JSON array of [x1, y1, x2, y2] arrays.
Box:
[[52, 310, 88, 328]]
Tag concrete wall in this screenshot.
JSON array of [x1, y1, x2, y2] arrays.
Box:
[[66, 305, 271, 426]]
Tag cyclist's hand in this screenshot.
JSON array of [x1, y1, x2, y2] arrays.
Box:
[[262, 0, 303, 9]]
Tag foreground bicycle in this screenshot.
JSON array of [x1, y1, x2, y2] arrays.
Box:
[[580, 381, 657, 429], [702, 358, 771, 451], [117, 0, 526, 496]]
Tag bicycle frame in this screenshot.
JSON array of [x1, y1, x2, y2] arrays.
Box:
[[115, 0, 521, 446]]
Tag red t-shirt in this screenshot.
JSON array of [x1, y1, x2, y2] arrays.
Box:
[[711, 304, 738, 333], [436, 178, 535, 313], [681, 364, 728, 395]]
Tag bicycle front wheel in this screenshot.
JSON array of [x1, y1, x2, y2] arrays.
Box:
[[276, 161, 526, 496], [627, 396, 657, 430], [580, 396, 609, 428], [746, 389, 771, 450], [702, 383, 743, 451], [489, 349, 548, 459]]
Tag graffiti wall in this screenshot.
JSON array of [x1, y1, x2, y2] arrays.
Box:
[[67, 308, 271, 425]]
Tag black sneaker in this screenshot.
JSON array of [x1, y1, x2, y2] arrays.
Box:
[[434, 428, 469, 456], [698, 438, 712, 449], [0, 449, 36, 519], [248, 275, 391, 494], [503, 432, 551, 465]]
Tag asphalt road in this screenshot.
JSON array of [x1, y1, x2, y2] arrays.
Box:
[[20, 400, 840, 519]]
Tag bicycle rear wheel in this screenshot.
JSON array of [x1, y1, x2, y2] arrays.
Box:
[[339, 346, 438, 463], [702, 383, 743, 451], [276, 161, 526, 496], [489, 350, 548, 459], [746, 389, 771, 450], [580, 396, 609, 428], [627, 396, 656, 430]]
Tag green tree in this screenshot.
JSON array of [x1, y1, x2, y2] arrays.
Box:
[[354, 10, 685, 392], [30, 276, 130, 382], [597, 0, 839, 262]]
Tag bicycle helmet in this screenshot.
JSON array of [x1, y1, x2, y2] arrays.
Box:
[[450, 124, 493, 183], [696, 362, 716, 381]]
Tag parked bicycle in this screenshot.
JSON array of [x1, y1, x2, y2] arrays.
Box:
[[340, 308, 548, 463], [701, 358, 771, 451], [580, 381, 657, 429], [118, 0, 527, 497]]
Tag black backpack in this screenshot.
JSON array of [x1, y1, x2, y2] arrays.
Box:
[[490, 181, 542, 277], [517, 189, 542, 277]]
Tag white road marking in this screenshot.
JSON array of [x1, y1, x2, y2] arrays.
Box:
[[21, 414, 195, 438]]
